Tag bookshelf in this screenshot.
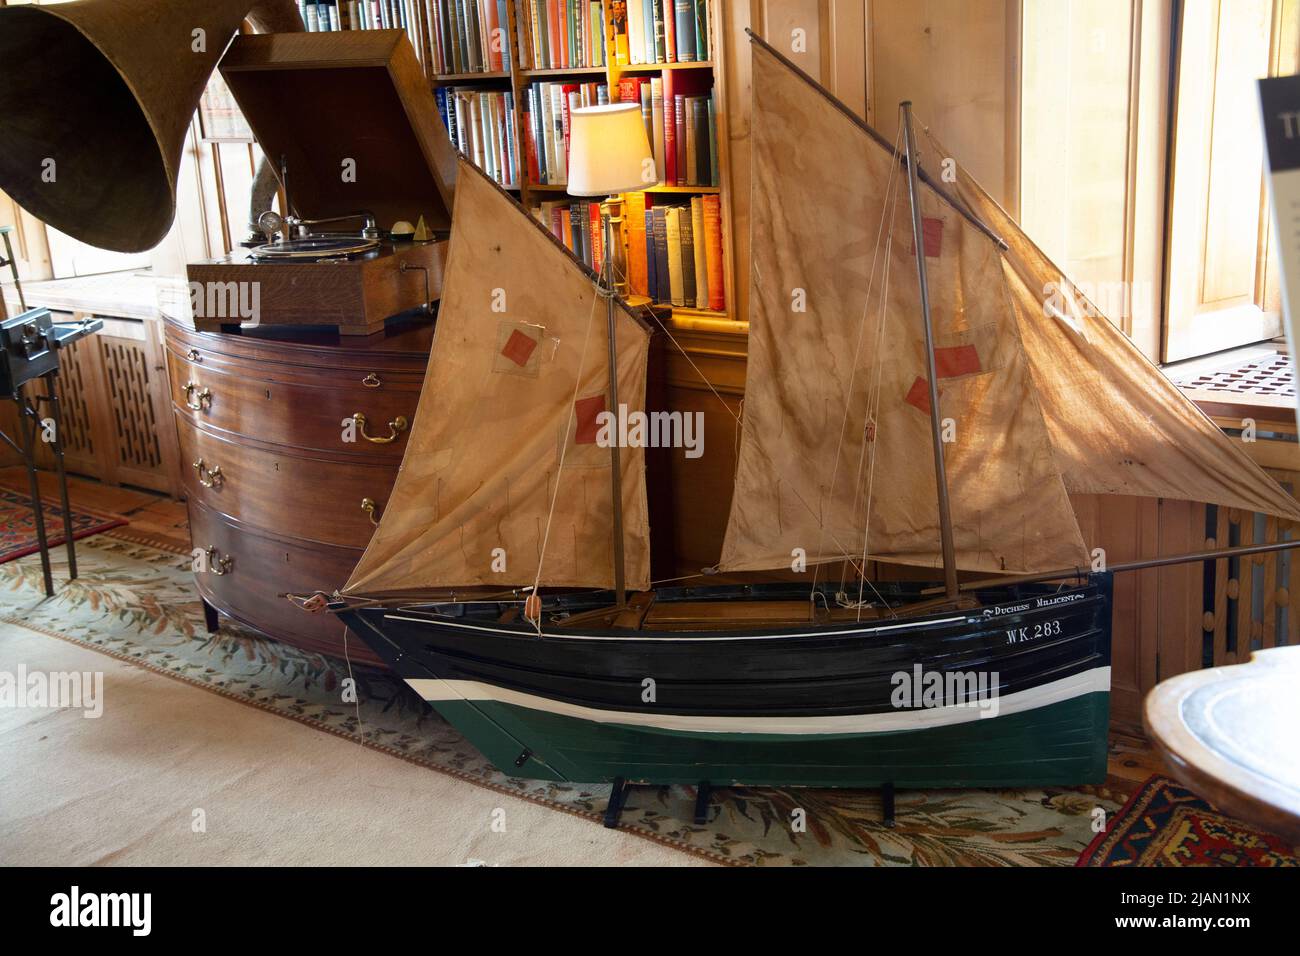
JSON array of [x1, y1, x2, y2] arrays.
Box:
[[298, 0, 735, 323]]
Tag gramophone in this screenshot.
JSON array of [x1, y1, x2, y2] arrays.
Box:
[[0, 0, 457, 335]]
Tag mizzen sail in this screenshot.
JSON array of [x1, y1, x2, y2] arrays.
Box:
[[719, 42, 1089, 576], [344, 164, 652, 595]]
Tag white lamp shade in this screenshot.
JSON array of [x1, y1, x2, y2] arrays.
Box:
[[566, 103, 657, 196]]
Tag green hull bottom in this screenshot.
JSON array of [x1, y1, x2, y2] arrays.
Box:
[[428, 692, 1111, 788]]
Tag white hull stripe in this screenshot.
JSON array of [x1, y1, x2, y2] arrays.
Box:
[[383, 612, 972, 642], [404, 666, 1111, 736]]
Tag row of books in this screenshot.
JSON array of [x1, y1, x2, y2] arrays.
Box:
[[616, 72, 717, 187], [517, 1, 608, 70], [426, 1, 513, 74], [532, 194, 725, 311], [298, 1, 415, 33], [523, 81, 609, 187], [618, 0, 714, 66], [435, 87, 520, 188]]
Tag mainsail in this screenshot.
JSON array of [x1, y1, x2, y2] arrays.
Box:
[[344, 164, 652, 595], [720, 41, 1300, 578]]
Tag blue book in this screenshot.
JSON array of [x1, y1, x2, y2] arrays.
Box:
[[652, 206, 670, 305], [643, 0, 657, 64], [673, 0, 696, 63]]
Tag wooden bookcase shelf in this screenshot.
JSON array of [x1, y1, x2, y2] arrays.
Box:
[[415, 0, 736, 323]]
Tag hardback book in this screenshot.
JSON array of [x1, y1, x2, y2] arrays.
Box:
[[628, 0, 644, 64], [650, 78, 666, 184], [708, 92, 719, 185], [652, 206, 670, 305], [684, 97, 697, 185], [702, 193, 724, 310], [663, 0, 676, 62], [665, 206, 684, 306], [625, 191, 649, 297], [691, 196, 709, 309], [695, 0, 708, 61], [673, 0, 696, 62], [679, 201, 696, 307], [587, 202, 605, 274], [651, 0, 666, 63], [674, 94, 686, 185], [690, 94, 710, 184], [644, 207, 658, 302]]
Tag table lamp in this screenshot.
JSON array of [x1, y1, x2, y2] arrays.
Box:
[[566, 102, 656, 609], [567, 102, 657, 299]]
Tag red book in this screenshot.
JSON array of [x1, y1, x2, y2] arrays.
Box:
[[483, 0, 503, 72], [662, 68, 676, 186], [524, 104, 541, 183], [702, 194, 724, 311], [547, 0, 562, 69], [663, 0, 676, 62]]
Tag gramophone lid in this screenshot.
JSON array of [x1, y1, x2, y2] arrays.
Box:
[[219, 30, 457, 234]]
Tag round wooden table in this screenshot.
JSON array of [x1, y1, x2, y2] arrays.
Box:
[[1144, 645, 1300, 845]]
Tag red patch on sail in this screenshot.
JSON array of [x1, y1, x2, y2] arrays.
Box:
[[905, 376, 932, 415], [574, 395, 606, 444], [935, 344, 981, 378], [911, 217, 944, 258], [500, 329, 538, 367]]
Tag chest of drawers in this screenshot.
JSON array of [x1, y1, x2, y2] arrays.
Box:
[[164, 318, 435, 667]]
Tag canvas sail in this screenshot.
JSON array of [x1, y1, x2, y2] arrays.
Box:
[[721, 41, 1300, 578], [720, 43, 1090, 576], [948, 159, 1300, 522], [344, 164, 652, 595]]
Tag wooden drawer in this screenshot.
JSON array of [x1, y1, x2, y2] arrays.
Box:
[[187, 497, 382, 667], [167, 348, 419, 459], [176, 421, 398, 549]]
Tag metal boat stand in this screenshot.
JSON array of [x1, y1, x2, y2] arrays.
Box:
[[881, 781, 896, 828], [603, 779, 716, 828], [0, 373, 77, 598]]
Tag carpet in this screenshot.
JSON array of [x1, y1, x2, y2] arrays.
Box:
[[0, 487, 127, 564], [1077, 775, 1299, 866], [0, 534, 1127, 866]]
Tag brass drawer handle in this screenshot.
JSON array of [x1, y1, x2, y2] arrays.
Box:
[[205, 547, 233, 575], [187, 348, 202, 362], [184, 381, 212, 411], [361, 497, 382, 526], [193, 458, 224, 489], [352, 411, 407, 444], [362, 373, 382, 388]]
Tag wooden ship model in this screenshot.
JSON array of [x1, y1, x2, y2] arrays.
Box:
[[328, 34, 1300, 799]]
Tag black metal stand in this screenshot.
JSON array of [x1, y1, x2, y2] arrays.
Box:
[[881, 781, 896, 828], [693, 782, 713, 825], [0, 371, 75, 598], [603, 777, 630, 828]]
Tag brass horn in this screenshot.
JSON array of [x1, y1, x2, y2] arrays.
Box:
[[0, 0, 302, 254]]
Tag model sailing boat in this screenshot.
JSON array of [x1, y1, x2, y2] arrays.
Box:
[[332, 34, 1300, 791]]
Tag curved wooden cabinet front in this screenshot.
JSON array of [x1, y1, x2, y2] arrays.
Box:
[[165, 318, 435, 668]]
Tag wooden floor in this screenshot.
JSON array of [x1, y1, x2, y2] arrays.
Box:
[[0, 465, 1167, 791]]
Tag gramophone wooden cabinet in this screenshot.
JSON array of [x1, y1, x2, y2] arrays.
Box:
[[164, 317, 436, 667]]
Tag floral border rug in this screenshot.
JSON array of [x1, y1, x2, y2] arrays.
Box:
[[0, 534, 1129, 866]]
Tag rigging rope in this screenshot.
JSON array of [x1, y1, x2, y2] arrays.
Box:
[[809, 120, 906, 617]]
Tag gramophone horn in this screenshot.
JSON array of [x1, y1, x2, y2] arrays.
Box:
[[0, 0, 301, 254]]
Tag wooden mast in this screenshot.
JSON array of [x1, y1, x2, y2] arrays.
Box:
[[901, 101, 959, 602], [601, 213, 628, 608]]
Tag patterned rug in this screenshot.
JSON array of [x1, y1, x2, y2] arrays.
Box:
[[0, 534, 1129, 866], [0, 487, 126, 564], [1078, 775, 1299, 866]]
